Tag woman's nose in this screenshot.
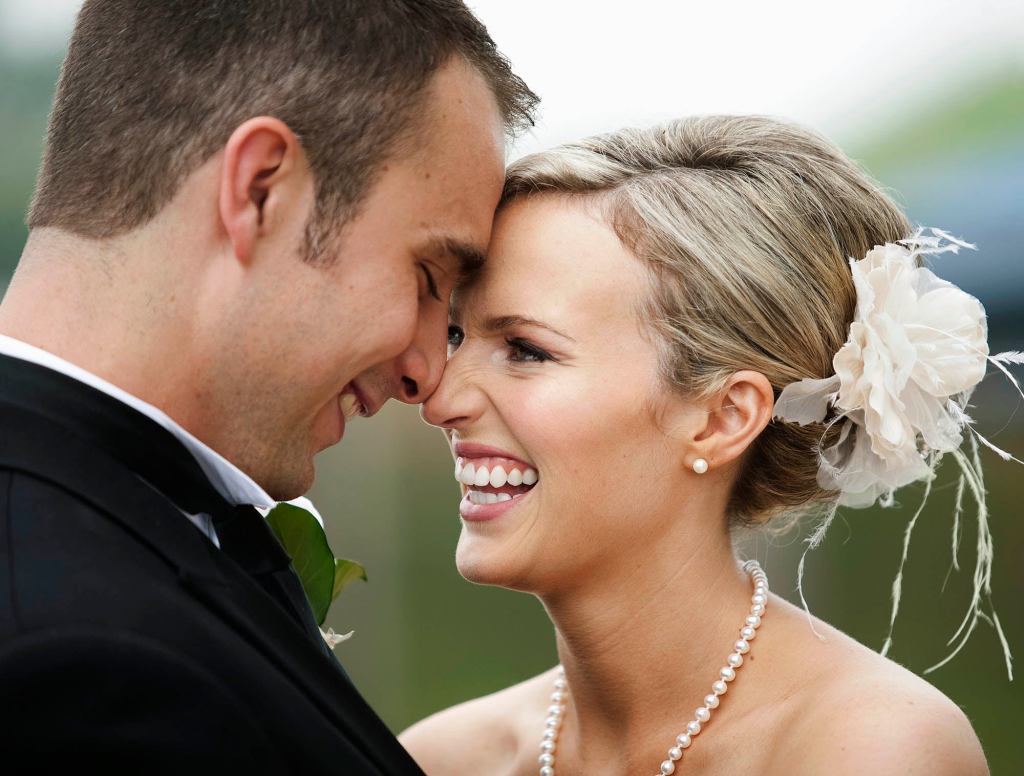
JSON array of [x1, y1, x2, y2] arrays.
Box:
[[421, 351, 480, 430]]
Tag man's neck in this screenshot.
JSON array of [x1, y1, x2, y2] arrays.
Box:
[[0, 228, 276, 507], [0, 227, 208, 428]]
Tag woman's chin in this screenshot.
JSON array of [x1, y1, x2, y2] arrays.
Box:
[[454, 534, 532, 590]]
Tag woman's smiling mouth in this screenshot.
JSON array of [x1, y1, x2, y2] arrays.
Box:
[[452, 446, 539, 521]]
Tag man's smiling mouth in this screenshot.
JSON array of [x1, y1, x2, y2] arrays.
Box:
[[338, 385, 366, 420]]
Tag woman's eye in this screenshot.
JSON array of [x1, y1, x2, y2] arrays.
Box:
[[506, 337, 552, 363], [447, 324, 465, 350]]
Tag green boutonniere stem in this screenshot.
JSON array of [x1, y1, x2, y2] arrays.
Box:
[[265, 502, 367, 626]]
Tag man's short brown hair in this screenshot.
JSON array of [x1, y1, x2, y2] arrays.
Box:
[[28, 0, 538, 262]]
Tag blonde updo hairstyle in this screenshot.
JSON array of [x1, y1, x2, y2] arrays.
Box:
[[502, 116, 911, 528]]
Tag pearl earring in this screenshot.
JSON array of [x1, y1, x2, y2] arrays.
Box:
[[692, 458, 709, 474]]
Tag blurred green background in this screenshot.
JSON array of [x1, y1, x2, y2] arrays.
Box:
[[2, 6, 1022, 773]]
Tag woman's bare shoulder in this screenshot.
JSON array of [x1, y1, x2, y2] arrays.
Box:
[[790, 663, 986, 774], [399, 666, 557, 776], [772, 630, 986, 774], [745, 596, 987, 774]]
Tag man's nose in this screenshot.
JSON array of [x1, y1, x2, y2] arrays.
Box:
[[392, 317, 447, 405]]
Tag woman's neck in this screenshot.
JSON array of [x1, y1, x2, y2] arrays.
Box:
[[540, 519, 755, 771]]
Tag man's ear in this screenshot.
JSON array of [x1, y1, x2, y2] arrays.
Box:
[[218, 116, 304, 264], [690, 370, 775, 473]]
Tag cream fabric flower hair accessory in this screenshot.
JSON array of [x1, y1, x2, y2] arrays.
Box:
[[774, 227, 1023, 679], [775, 228, 993, 506]]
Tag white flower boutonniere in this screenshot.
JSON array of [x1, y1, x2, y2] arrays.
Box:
[[320, 627, 355, 650]]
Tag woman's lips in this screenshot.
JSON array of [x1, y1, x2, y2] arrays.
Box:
[[451, 441, 539, 522], [459, 486, 534, 522], [453, 441, 534, 472]]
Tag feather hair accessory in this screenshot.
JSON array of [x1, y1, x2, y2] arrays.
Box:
[[773, 227, 1021, 680]]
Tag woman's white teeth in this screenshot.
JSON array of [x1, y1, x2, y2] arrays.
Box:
[[339, 391, 362, 420], [473, 466, 490, 487], [453, 460, 539, 488], [467, 491, 513, 505]]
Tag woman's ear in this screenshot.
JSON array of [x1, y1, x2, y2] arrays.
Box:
[[689, 370, 775, 473], [218, 116, 306, 264]]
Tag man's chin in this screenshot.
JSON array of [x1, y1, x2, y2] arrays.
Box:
[[259, 458, 317, 503]]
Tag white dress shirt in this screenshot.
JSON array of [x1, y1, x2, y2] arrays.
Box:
[[0, 334, 275, 545]]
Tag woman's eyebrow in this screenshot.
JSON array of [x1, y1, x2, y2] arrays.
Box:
[[482, 314, 576, 343]]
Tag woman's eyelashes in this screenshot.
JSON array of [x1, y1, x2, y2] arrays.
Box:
[[446, 324, 555, 365], [505, 337, 554, 364]]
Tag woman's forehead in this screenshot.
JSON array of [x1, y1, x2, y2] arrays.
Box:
[[465, 197, 648, 326]]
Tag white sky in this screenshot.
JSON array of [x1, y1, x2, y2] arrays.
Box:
[[2, 0, 1022, 154]]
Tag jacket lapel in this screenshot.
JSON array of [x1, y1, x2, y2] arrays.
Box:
[[0, 356, 424, 775]]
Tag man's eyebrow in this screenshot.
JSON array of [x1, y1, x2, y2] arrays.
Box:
[[423, 236, 486, 280], [482, 315, 577, 343]]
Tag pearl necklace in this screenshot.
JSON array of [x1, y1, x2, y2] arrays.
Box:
[[538, 560, 768, 776]]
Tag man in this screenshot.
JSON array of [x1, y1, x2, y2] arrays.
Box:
[[0, 1, 536, 772]]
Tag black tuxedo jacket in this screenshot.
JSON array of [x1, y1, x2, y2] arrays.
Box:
[[0, 354, 424, 774]]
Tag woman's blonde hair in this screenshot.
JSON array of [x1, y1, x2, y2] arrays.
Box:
[[502, 115, 911, 527]]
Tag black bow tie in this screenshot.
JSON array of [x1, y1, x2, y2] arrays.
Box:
[[211, 504, 292, 575], [210, 505, 334, 659]]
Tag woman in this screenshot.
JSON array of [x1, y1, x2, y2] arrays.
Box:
[[401, 116, 994, 774]]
